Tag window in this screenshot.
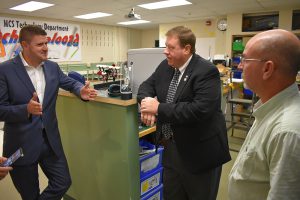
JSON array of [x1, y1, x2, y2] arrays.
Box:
[[292, 10, 300, 30], [242, 12, 279, 32]]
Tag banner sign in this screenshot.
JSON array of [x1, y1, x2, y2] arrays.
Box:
[[0, 17, 81, 62]]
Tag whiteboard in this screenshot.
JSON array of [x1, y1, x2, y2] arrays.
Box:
[[195, 37, 215, 60], [159, 37, 215, 59]]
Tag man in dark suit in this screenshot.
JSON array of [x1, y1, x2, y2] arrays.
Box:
[[0, 25, 97, 200], [138, 26, 231, 200]]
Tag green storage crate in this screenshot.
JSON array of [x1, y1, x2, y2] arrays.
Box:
[[232, 41, 245, 51]]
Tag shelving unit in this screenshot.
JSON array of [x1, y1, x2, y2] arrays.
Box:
[[231, 35, 253, 67], [225, 71, 256, 136], [227, 94, 255, 136]]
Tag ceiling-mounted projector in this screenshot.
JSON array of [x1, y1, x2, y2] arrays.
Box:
[[126, 8, 141, 20]]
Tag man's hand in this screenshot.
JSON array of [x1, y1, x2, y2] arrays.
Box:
[[141, 112, 156, 126], [27, 92, 42, 115], [80, 81, 98, 101], [0, 157, 13, 180], [140, 97, 159, 115]]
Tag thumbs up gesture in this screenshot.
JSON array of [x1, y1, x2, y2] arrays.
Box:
[[27, 92, 42, 115]]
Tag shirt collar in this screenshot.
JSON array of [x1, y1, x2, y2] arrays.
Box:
[[19, 52, 44, 68], [177, 54, 192, 74], [253, 83, 299, 119]]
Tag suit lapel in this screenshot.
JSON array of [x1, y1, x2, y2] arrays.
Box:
[[173, 55, 195, 102], [13, 55, 35, 95], [42, 62, 51, 107]]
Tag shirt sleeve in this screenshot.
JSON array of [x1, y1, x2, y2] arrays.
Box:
[[267, 131, 300, 200], [57, 63, 83, 96]]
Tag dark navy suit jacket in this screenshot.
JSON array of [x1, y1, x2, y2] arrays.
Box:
[[0, 55, 83, 165], [138, 54, 231, 173]]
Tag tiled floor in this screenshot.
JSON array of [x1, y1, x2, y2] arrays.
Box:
[[0, 125, 246, 200]]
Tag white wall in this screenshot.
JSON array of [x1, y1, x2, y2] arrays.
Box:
[[2, 7, 299, 65], [0, 13, 143, 64], [159, 18, 227, 57], [141, 28, 159, 48], [226, 8, 300, 56]]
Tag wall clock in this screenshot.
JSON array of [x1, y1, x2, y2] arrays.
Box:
[[217, 19, 227, 31]]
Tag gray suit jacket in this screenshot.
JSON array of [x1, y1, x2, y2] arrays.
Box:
[[0, 55, 83, 165]]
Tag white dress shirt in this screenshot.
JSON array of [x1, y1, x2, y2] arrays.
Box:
[[228, 83, 300, 200], [20, 53, 46, 105], [177, 55, 192, 82]]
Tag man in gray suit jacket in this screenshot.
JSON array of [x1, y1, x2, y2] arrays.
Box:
[[138, 26, 231, 200], [0, 25, 97, 200]]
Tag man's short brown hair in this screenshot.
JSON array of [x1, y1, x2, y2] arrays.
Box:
[[166, 26, 196, 54], [19, 25, 47, 43]]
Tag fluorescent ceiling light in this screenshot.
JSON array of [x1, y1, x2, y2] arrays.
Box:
[[118, 20, 150, 25], [138, 0, 191, 10], [10, 1, 54, 12], [74, 12, 112, 19]]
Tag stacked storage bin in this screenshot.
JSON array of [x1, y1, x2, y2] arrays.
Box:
[[139, 140, 164, 200]]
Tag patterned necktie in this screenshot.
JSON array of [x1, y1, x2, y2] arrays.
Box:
[[162, 69, 181, 140]]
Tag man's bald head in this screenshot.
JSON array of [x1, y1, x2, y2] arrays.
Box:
[[248, 29, 300, 76]]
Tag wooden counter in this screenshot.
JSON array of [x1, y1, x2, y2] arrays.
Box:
[[139, 126, 156, 138], [59, 90, 137, 106]]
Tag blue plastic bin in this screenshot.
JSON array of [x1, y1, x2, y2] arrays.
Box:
[[141, 184, 163, 200], [140, 167, 163, 196], [243, 88, 253, 96], [232, 56, 241, 65], [233, 70, 242, 79], [139, 140, 164, 179]]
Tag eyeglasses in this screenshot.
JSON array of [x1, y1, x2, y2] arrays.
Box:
[[240, 57, 267, 64]]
